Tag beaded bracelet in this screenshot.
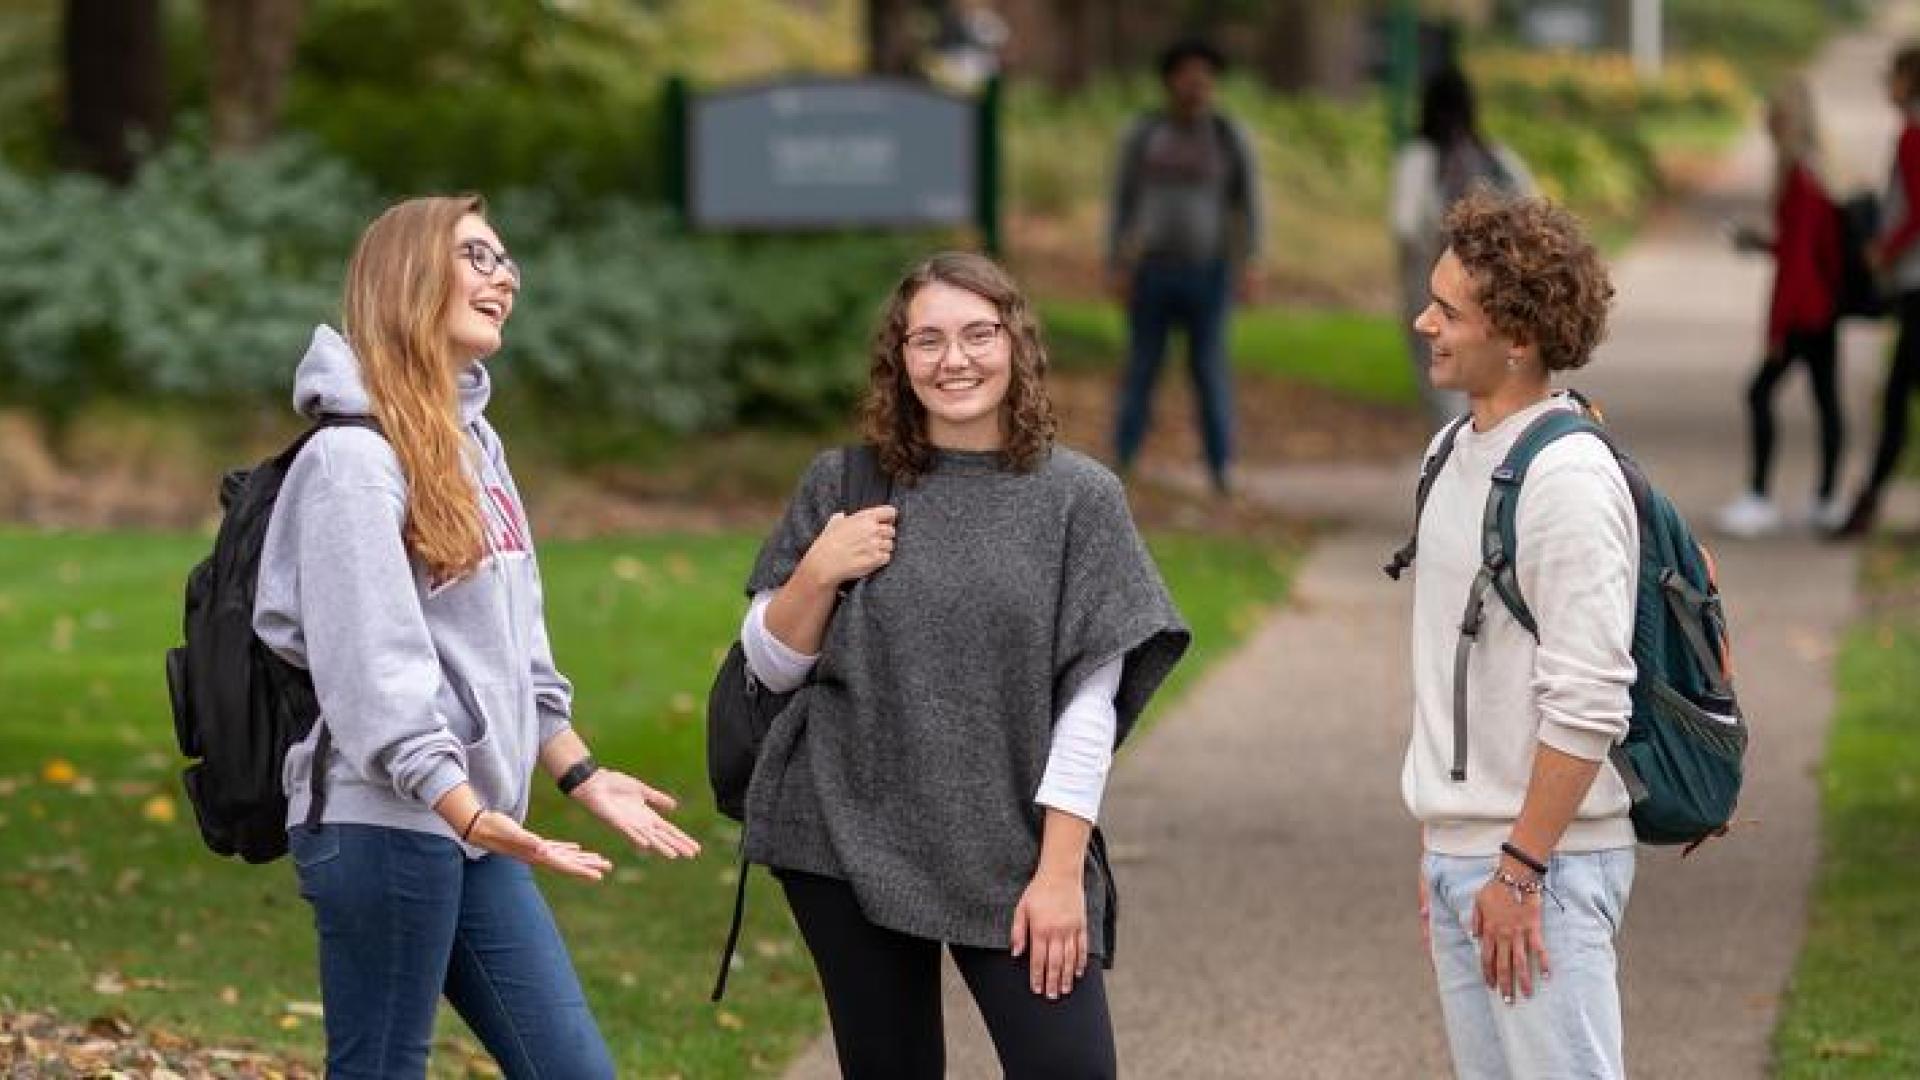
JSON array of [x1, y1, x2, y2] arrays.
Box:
[[1500, 841, 1549, 876], [1494, 867, 1565, 911]]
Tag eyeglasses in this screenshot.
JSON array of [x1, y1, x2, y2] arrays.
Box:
[[457, 239, 521, 287], [903, 320, 1005, 364]]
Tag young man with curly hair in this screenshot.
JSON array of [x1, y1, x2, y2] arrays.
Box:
[[1403, 192, 1636, 1079]]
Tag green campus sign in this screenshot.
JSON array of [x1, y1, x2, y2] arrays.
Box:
[[665, 76, 1002, 252]]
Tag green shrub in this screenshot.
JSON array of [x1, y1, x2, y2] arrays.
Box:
[[0, 135, 370, 407], [0, 139, 920, 435]]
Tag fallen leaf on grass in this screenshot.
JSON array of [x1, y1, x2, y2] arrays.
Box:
[[715, 1009, 745, 1030], [283, 1000, 324, 1019], [40, 759, 77, 785], [1814, 1037, 1881, 1060], [142, 794, 177, 824]]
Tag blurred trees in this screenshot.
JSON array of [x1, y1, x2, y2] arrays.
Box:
[[60, 0, 166, 182], [205, 0, 305, 153]]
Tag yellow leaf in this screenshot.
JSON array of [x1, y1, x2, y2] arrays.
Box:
[[715, 1009, 745, 1030], [141, 794, 176, 824], [220, 986, 240, 1006], [278, 1014, 301, 1030], [41, 759, 77, 785]]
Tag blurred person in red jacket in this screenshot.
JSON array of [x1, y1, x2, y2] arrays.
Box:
[[1719, 76, 1846, 539], [1837, 43, 1920, 537]]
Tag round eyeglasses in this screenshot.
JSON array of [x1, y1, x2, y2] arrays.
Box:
[[903, 320, 1005, 364], [457, 239, 521, 287]]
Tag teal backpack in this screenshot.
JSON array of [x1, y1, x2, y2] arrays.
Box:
[[1386, 400, 1747, 849]]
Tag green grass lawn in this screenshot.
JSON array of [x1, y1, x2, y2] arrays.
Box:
[[1771, 539, 1920, 1077], [1039, 298, 1418, 408], [0, 523, 1294, 1077]]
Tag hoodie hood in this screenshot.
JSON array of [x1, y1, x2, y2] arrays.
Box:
[[293, 324, 491, 426]]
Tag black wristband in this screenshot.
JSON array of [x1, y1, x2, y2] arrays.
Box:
[[557, 755, 600, 796], [1500, 841, 1549, 876]]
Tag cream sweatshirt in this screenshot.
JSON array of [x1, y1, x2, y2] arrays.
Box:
[[1402, 395, 1638, 856]]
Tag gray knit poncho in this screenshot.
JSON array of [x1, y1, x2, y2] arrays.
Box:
[[742, 445, 1190, 957]]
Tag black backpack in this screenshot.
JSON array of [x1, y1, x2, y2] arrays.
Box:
[[706, 444, 892, 823], [706, 444, 890, 1000], [165, 415, 379, 863], [1834, 190, 1885, 319]]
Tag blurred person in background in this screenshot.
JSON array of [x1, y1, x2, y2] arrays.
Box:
[[1838, 42, 1920, 536], [1109, 37, 1263, 497], [1718, 76, 1847, 539], [1392, 66, 1535, 429]]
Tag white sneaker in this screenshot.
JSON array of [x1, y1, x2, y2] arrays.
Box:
[[1806, 496, 1849, 532], [1715, 493, 1783, 538]]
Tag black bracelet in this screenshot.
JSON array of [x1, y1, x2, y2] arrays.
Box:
[[557, 755, 600, 796], [461, 805, 488, 843], [1500, 841, 1549, 876]]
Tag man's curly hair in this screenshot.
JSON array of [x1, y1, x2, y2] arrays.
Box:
[[1442, 192, 1614, 371], [859, 252, 1056, 485]]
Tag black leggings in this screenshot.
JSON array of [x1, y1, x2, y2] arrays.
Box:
[[1862, 291, 1920, 500], [777, 869, 1117, 1080], [1746, 324, 1843, 499]]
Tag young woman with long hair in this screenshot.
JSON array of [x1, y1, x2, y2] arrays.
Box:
[[734, 252, 1190, 1077], [254, 195, 700, 1078]]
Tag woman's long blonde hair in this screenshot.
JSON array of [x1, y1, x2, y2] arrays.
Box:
[[341, 195, 487, 583]]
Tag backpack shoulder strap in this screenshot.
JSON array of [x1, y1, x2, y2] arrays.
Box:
[[277, 413, 383, 467], [1211, 113, 1251, 203], [1483, 407, 1642, 636], [1384, 414, 1471, 580], [840, 443, 893, 512]]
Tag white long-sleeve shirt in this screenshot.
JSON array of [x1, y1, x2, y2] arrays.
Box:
[[1402, 395, 1638, 856], [743, 592, 1121, 823]]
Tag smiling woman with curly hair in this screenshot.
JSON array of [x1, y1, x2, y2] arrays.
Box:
[[728, 251, 1191, 1077]]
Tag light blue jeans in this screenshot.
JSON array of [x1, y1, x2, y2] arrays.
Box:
[[1423, 848, 1635, 1080]]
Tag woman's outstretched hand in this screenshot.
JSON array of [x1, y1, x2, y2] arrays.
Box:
[[570, 768, 703, 860], [469, 811, 614, 882]]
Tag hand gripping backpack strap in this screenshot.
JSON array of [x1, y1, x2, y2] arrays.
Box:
[[1385, 415, 1471, 580], [713, 444, 893, 1002]]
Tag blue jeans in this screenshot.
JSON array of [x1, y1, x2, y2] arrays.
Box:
[[289, 824, 615, 1080], [1423, 848, 1635, 1080], [1115, 258, 1234, 488]]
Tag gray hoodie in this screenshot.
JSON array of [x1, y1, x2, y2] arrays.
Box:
[[254, 325, 572, 846]]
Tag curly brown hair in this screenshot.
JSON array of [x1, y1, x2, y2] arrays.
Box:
[[859, 252, 1057, 484], [1442, 192, 1614, 372]]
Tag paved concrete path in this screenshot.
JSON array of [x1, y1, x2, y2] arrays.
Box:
[[784, 16, 1914, 1077]]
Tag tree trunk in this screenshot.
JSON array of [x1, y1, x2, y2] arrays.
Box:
[[1257, 1, 1364, 95], [61, 0, 166, 182], [866, 0, 919, 76], [205, 0, 307, 155]]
